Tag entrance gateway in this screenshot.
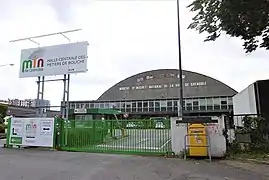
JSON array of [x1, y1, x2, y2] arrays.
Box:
[[56, 108, 172, 155], [4, 111, 227, 158]]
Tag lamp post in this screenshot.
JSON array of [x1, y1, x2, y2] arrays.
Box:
[[176, 0, 184, 118]]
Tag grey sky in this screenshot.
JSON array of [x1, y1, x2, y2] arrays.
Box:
[[0, 0, 268, 108]]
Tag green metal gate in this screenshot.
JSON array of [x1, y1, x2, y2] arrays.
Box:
[[56, 118, 172, 155]]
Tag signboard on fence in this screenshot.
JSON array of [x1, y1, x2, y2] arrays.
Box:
[[8, 117, 55, 147], [19, 41, 88, 78]]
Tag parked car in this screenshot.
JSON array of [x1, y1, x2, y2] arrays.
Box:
[[155, 122, 165, 129], [126, 122, 137, 129]]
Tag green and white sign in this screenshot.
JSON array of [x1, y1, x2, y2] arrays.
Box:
[[8, 117, 55, 147]]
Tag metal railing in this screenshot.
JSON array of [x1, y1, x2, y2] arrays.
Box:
[[56, 119, 172, 155]]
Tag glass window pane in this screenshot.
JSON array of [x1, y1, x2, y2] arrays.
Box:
[[160, 100, 167, 107], [185, 99, 192, 111], [94, 103, 99, 108], [155, 101, 160, 107], [100, 103, 104, 108], [167, 101, 173, 107], [143, 101, 148, 108], [193, 101, 199, 106], [149, 101, 154, 107], [206, 98, 213, 110], [213, 98, 220, 110], [126, 102, 131, 108], [199, 98, 206, 110], [173, 100, 178, 107], [132, 102, 136, 107], [228, 97, 233, 105], [137, 101, 142, 107], [193, 100, 199, 110]]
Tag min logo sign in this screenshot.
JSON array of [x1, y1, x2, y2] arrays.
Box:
[[22, 57, 44, 73]]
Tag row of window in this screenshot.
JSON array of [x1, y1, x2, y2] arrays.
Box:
[[69, 96, 233, 113]]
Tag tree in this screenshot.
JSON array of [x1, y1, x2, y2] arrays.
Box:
[[187, 0, 269, 53]]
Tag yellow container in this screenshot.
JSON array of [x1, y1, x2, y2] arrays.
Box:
[[188, 123, 207, 156]]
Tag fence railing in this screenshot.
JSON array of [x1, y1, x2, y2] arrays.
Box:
[[56, 119, 172, 155]]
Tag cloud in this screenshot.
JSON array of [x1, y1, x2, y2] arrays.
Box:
[[0, 0, 268, 108]]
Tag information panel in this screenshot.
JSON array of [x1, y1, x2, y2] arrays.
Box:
[[8, 117, 55, 147]]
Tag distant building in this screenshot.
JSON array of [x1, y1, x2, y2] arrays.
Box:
[[67, 69, 237, 118], [7, 98, 51, 110]]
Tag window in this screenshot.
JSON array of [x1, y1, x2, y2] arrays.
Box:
[[193, 100, 199, 110], [149, 101, 154, 112], [85, 103, 89, 108], [105, 103, 110, 108], [199, 98, 206, 110], [137, 101, 142, 112], [90, 103, 94, 108], [167, 101, 173, 107], [206, 98, 213, 110], [80, 103, 85, 108], [185, 99, 192, 111], [71, 103, 75, 109], [120, 102, 125, 111], [173, 100, 178, 107], [94, 103, 99, 108], [228, 97, 233, 109], [143, 101, 149, 112], [221, 97, 228, 110], [155, 101, 160, 111], [213, 98, 220, 110], [125, 102, 131, 109], [132, 102, 137, 112], [193, 101, 199, 106], [114, 102, 120, 109], [100, 103, 104, 108], [143, 101, 148, 108]]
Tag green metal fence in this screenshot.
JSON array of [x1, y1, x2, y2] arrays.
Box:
[[56, 119, 172, 155]]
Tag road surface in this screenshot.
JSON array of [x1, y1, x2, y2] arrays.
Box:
[[98, 129, 171, 152], [0, 147, 268, 180]]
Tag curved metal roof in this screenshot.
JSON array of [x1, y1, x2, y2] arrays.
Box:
[[98, 69, 237, 101]]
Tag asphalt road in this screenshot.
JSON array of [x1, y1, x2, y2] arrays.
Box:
[[0, 147, 268, 180], [99, 129, 171, 151]]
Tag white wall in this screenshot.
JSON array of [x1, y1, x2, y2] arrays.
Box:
[[233, 83, 257, 115]]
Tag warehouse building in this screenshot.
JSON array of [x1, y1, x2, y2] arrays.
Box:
[[68, 69, 237, 117]]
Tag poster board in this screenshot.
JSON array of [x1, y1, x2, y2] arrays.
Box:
[[8, 117, 55, 147]]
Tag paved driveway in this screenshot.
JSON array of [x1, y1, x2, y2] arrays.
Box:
[[0, 147, 268, 180], [98, 129, 171, 151]]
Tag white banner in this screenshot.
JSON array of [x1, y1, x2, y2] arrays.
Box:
[[9, 117, 55, 147], [19, 41, 88, 78]]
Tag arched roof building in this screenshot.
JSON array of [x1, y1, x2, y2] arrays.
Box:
[[98, 69, 237, 101], [69, 69, 237, 116]]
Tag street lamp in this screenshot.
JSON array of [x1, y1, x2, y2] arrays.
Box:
[[176, 0, 184, 118], [0, 63, 14, 68]]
